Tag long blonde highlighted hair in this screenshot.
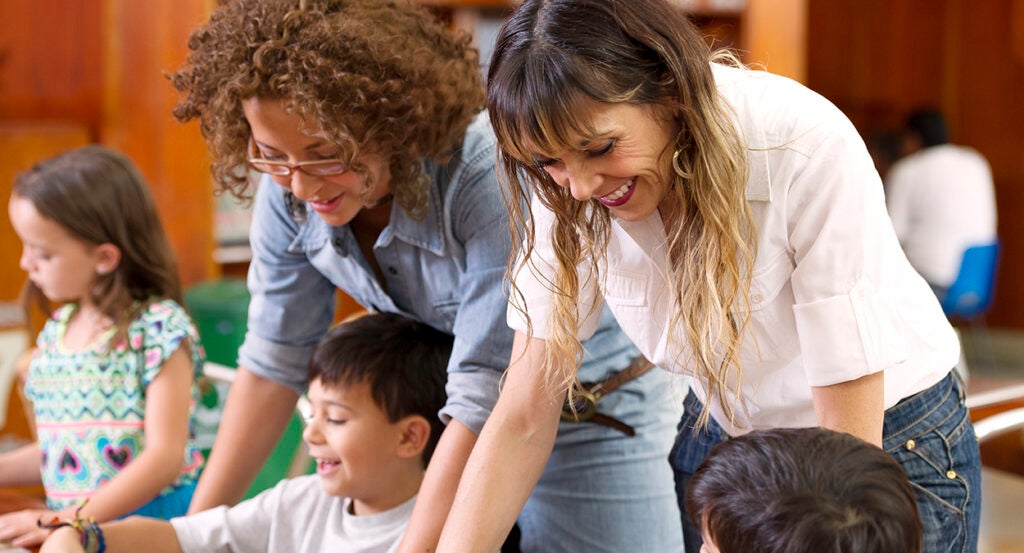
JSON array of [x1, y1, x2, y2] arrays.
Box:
[[487, 0, 756, 426]]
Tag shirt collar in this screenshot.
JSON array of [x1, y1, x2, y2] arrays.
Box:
[[375, 164, 446, 256]]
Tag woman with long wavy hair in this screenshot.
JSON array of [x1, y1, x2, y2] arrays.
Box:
[[438, 1, 981, 552], [170, 1, 684, 551]]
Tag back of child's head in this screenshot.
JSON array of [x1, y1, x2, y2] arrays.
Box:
[[307, 312, 452, 466], [905, 108, 949, 149], [13, 145, 182, 322], [686, 427, 922, 553]]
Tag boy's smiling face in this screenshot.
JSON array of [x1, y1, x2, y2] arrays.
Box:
[[302, 377, 418, 514]]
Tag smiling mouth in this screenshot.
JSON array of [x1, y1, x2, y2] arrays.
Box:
[[598, 179, 636, 207], [315, 457, 341, 473], [307, 193, 343, 213]]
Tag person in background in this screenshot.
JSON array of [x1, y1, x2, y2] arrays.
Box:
[[0, 145, 205, 548], [886, 108, 998, 301], [40, 313, 451, 553], [864, 128, 902, 184], [436, 1, 980, 552], [686, 427, 922, 553], [170, 1, 683, 551]]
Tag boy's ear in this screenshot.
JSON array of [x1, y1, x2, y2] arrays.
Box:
[[395, 415, 431, 459], [94, 243, 122, 275]]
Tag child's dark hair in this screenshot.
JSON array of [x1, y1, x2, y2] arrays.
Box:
[[307, 313, 452, 466], [12, 145, 182, 334], [905, 108, 949, 148], [686, 427, 922, 553]]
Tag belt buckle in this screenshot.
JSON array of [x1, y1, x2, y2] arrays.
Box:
[[561, 388, 599, 422]]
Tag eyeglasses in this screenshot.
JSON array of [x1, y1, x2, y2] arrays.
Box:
[[247, 137, 348, 177]]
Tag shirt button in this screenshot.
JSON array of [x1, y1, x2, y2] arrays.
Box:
[[332, 237, 343, 248], [387, 266, 398, 275], [905, 439, 916, 450], [946, 470, 957, 479], [751, 293, 763, 304]]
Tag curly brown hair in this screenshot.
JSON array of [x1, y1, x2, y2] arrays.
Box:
[[171, 0, 485, 219]]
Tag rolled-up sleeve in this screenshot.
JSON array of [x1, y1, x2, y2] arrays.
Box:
[[440, 144, 515, 434], [237, 178, 337, 393], [786, 111, 910, 387]]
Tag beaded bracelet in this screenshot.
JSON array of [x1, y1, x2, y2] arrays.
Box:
[[37, 499, 107, 553]]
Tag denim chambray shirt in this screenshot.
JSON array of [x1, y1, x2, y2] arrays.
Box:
[[238, 112, 642, 434]]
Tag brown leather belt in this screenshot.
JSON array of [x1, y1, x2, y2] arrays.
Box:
[[561, 356, 655, 436]]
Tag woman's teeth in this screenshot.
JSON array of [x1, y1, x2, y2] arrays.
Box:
[[602, 180, 634, 201]]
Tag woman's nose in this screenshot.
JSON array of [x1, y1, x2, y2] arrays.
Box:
[[288, 170, 323, 201], [546, 163, 600, 201]]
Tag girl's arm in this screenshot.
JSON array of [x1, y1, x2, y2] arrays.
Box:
[[435, 331, 565, 553], [811, 371, 885, 446], [76, 345, 195, 521], [0, 346, 193, 548], [40, 517, 182, 553], [0, 443, 42, 486]]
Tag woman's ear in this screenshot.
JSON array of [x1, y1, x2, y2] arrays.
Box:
[[94, 243, 122, 275], [395, 415, 431, 459]]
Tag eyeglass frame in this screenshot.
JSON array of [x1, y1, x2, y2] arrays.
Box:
[[247, 136, 349, 177]]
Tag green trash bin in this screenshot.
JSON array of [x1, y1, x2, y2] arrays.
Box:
[[184, 279, 250, 368], [184, 278, 313, 500]]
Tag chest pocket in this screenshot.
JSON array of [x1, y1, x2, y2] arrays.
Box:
[[430, 297, 459, 329], [603, 269, 649, 308], [741, 250, 795, 313]]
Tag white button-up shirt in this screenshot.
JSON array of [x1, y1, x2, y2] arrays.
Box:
[[509, 64, 957, 436]]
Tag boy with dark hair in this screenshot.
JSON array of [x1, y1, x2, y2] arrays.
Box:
[[41, 313, 451, 553], [686, 427, 922, 553]]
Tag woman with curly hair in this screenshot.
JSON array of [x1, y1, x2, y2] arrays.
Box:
[[170, 1, 684, 552], [437, 1, 981, 552]]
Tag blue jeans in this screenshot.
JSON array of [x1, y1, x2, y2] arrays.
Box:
[[669, 372, 981, 553]]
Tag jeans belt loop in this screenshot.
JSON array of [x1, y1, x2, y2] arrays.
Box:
[[561, 356, 655, 436]]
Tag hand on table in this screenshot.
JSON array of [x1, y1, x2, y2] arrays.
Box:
[[0, 509, 59, 548]]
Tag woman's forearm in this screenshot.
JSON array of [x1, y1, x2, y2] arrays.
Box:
[[437, 396, 560, 552], [811, 370, 885, 446], [397, 420, 477, 553], [436, 333, 563, 553], [188, 367, 299, 513]]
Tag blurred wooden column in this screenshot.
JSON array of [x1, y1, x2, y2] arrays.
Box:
[[101, 0, 218, 288], [742, 0, 808, 83]]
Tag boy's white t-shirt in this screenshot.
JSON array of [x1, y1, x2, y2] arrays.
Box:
[[170, 475, 414, 553]]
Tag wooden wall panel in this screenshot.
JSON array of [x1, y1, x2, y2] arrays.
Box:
[[951, 1, 1024, 326], [808, 0, 945, 132], [741, 0, 807, 83], [101, 0, 217, 288], [0, 1, 103, 131], [808, 0, 1024, 328]]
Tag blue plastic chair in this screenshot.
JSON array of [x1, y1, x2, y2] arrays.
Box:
[[941, 241, 1000, 319], [941, 241, 1000, 372]]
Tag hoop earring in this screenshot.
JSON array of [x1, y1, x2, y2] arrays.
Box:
[[671, 148, 687, 178]]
